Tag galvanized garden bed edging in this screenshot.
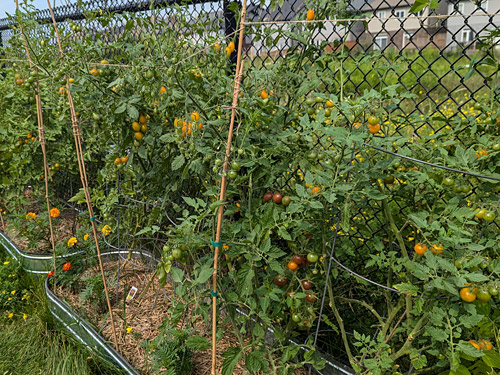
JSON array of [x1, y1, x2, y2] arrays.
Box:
[[45, 250, 159, 375], [0, 229, 73, 274]]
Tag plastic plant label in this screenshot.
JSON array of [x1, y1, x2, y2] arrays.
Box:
[[126, 286, 138, 302]]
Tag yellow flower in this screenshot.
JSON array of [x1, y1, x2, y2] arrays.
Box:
[[25, 212, 37, 220], [10, 290, 15, 295], [126, 327, 133, 334], [3, 261, 9, 265], [23, 313, 27, 320], [67, 237, 77, 247], [8, 313, 13, 318], [83, 233, 89, 241], [50, 208, 61, 218], [101, 225, 111, 236]]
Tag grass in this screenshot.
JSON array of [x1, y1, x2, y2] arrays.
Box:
[[0, 251, 123, 375]]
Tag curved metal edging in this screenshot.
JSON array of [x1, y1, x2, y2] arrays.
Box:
[[45, 250, 160, 375], [0, 229, 83, 274]]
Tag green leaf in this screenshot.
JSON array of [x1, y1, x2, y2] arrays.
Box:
[[245, 350, 267, 373], [170, 267, 184, 283], [482, 350, 500, 368], [408, 212, 428, 229], [409, 0, 429, 14], [196, 268, 213, 284], [182, 196, 198, 209], [172, 154, 185, 171], [135, 227, 151, 236], [466, 273, 489, 283], [185, 336, 211, 351], [450, 365, 471, 375], [126, 104, 139, 119], [457, 341, 484, 358], [222, 347, 243, 375]]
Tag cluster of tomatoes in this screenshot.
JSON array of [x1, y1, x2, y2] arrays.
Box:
[[173, 111, 203, 139], [132, 114, 148, 144], [113, 155, 129, 167], [459, 284, 497, 303], [162, 243, 190, 265], [263, 191, 291, 206], [469, 339, 494, 351], [273, 252, 321, 328], [413, 243, 444, 255]]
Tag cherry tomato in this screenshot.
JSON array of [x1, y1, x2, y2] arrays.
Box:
[[172, 248, 182, 259], [307, 253, 319, 263], [367, 116, 379, 125], [293, 254, 306, 265], [477, 289, 492, 303], [460, 287, 477, 302], [414, 243, 427, 255], [231, 161, 241, 171], [442, 177, 454, 186], [306, 293, 317, 303], [492, 144, 500, 151], [383, 176, 395, 185], [273, 193, 282, 204], [302, 280, 313, 290], [475, 209, 486, 219], [483, 211, 496, 222], [292, 314, 301, 323], [288, 261, 299, 272], [273, 275, 288, 287], [282, 196, 291, 206], [263, 192, 273, 202], [488, 286, 499, 296]]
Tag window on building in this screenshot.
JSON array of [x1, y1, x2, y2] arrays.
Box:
[[461, 28, 474, 43], [394, 9, 405, 18], [374, 35, 388, 50], [477, 0, 488, 11], [403, 32, 413, 47], [377, 10, 386, 18]]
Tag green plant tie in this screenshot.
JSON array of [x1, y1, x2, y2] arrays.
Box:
[[89, 216, 96, 222], [211, 291, 218, 297], [210, 239, 221, 248]]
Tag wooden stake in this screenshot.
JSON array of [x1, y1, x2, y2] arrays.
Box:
[[45, 0, 119, 351], [15, 0, 57, 281], [211, 1, 247, 373]]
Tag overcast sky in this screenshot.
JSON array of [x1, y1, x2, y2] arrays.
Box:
[[0, 0, 77, 19]]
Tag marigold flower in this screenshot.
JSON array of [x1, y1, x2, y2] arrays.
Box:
[[62, 262, 72, 272], [8, 313, 13, 318], [126, 327, 133, 334], [3, 261, 9, 265], [47, 271, 54, 278], [25, 212, 37, 220], [49, 208, 60, 218], [101, 225, 111, 236], [10, 290, 15, 295], [23, 313, 27, 320], [83, 233, 89, 241], [67, 237, 77, 247]]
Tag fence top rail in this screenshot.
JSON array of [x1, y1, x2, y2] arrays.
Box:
[[0, 0, 217, 31]]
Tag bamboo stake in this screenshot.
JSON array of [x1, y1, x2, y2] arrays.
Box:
[[45, 0, 119, 350], [15, 0, 57, 280], [211, 1, 247, 374]]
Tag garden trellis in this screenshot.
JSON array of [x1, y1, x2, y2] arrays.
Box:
[[1, 0, 500, 374]]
